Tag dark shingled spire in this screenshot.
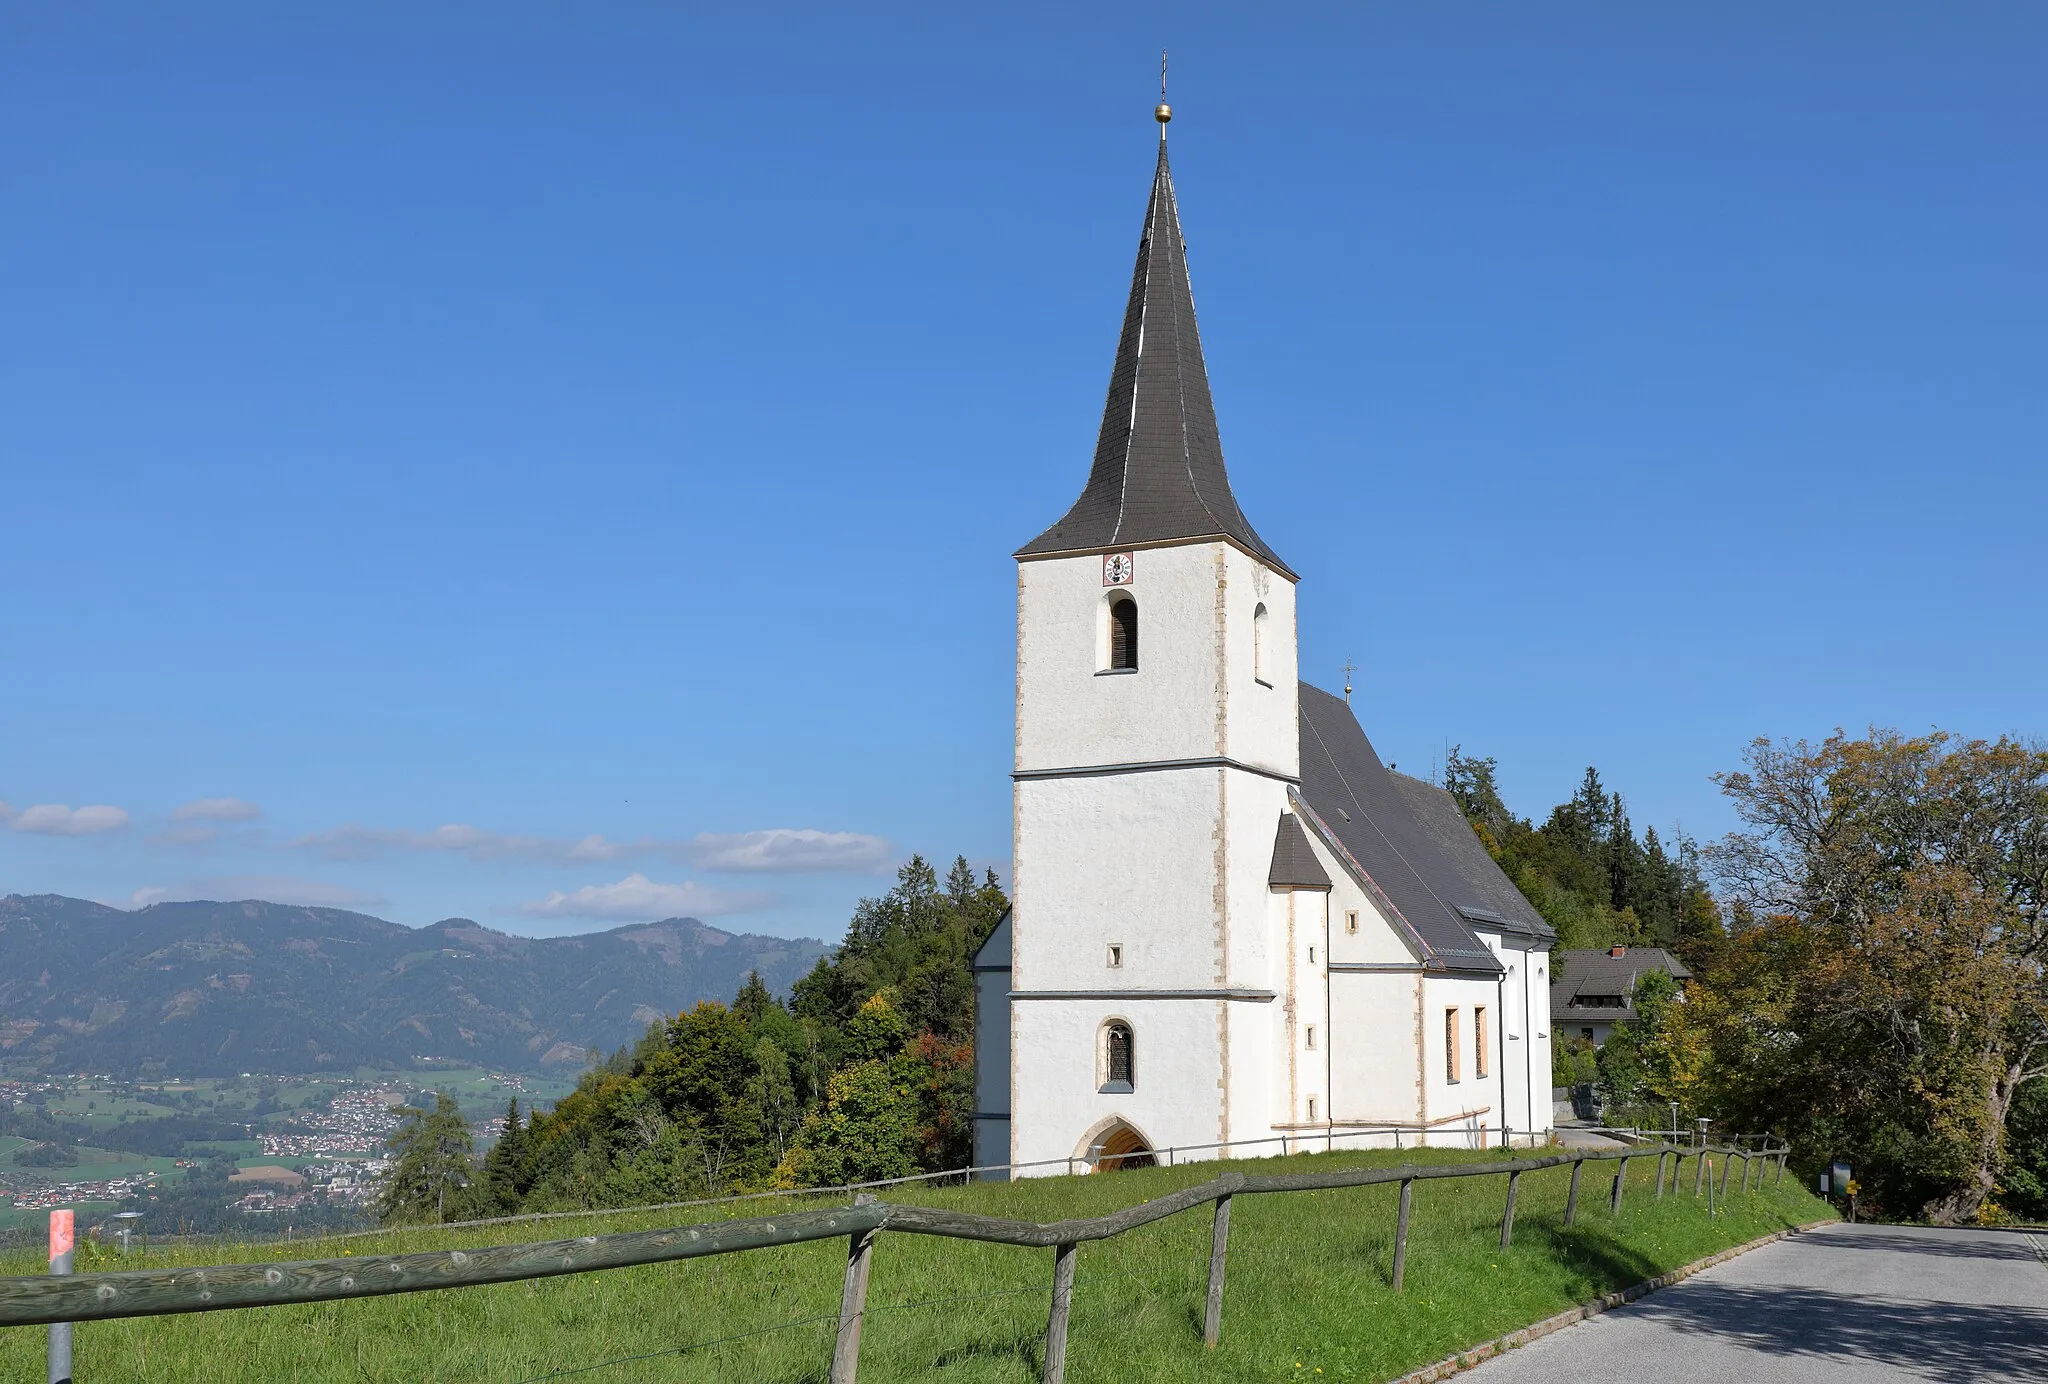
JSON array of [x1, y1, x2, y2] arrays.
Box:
[[1018, 131, 1293, 577]]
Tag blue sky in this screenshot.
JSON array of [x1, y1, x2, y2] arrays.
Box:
[[4, 4, 2042, 941]]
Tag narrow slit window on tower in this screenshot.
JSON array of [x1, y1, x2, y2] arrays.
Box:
[[1106, 943, 1123, 969], [1102, 1021, 1134, 1093], [1253, 602, 1270, 685], [1306, 1095, 1318, 1121], [1305, 1025, 1317, 1051], [1109, 596, 1138, 670], [1345, 910, 1359, 935]]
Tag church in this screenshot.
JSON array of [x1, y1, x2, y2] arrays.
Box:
[[971, 105, 1556, 1176]]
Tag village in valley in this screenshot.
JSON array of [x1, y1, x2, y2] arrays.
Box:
[[0, 1069, 563, 1236]]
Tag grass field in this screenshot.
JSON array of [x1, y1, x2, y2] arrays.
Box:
[[0, 1145, 1830, 1384]]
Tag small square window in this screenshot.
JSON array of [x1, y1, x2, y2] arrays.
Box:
[[1345, 911, 1359, 935], [1106, 943, 1123, 969]]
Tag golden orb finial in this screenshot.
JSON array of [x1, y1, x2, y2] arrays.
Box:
[[1155, 102, 1172, 124]]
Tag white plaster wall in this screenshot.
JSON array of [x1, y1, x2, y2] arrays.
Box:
[[1015, 543, 1296, 778], [1420, 973, 1506, 1146], [1216, 544, 1298, 774], [1223, 992, 1278, 1149], [1008, 998, 1230, 1172], [1527, 950, 1554, 1135], [1272, 887, 1331, 1131], [1316, 843, 1423, 966], [1328, 969, 1423, 1125], [1013, 769, 1229, 991], [1223, 773, 1295, 985]]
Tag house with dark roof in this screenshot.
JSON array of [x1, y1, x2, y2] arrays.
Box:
[[1551, 946, 1693, 1047], [972, 104, 1556, 1178]]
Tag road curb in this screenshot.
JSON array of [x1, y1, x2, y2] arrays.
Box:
[[1389, 1217, 1840, 1383]]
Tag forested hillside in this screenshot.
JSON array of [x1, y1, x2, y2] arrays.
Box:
[[0, 895, 827, 1076], [446, 856, 1007, 1218]]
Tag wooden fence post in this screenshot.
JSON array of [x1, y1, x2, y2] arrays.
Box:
[[1706, 1160, 1716, 1217], [1610, 1156, 1629, 1214], [1391, 1178, 1414, 1291], [1693, 1151, 1706, 1198], [1654, 1151, 1667, 1200], [47, 1210, 73, 1384], [1564, 1159, 1584, 1226], [1202, 1194, 1231, 1349], [1776, 1152, 1786, 1189], [1042, 1242, 1077, 1384], [1499, 1171, 1521, 1249], [830, 1194, 879, 1384], [1718, 1153, 1733, 1197]]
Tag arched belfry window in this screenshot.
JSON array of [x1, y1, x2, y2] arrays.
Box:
[[1100, 1020, 1134, 1093], [1253, 603, 1270, 684], [1109, 597, 1138, 671]]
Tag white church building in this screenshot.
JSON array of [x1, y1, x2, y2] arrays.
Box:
[[972, 109, 1555, 1176]]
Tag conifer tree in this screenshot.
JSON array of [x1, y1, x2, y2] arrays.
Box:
[[378, 1092, 476, 1224]]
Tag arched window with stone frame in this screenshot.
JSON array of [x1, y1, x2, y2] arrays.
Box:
[[1107, 596, 1138, 670], [1099, 1019, 1135, 1093]]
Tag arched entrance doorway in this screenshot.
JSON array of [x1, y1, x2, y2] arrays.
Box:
[[1092, 1121, 1155, 1172]]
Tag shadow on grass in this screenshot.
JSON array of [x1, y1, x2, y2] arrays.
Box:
[[929, 1328, 1041, 1376], [1505, 1221, 1669, 1297]]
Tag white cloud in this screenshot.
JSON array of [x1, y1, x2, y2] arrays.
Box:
[[171, 797, 263, 823], [290, 822, 892, 873], [289, 823, 640, 863], [129, 875, 384, 909], [7, 803, 131, 836], [675, 829, 894, 873], [513, 873, 772, 921]]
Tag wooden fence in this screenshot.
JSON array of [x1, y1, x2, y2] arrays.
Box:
[[1, 1140, 1789, 1384]]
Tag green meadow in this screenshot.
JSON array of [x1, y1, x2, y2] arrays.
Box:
[[0, 1146, 1830, 1384]]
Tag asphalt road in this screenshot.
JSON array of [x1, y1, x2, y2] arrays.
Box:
[[1463, 1222, 2048, 1383]]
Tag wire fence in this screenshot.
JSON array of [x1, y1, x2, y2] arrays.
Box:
[[0, 1136, 1793, 1384]]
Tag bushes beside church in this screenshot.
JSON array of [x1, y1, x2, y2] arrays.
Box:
[[386, 856, 1004, 1222]]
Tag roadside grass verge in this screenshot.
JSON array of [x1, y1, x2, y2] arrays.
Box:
[[0, 1146, 1831, 1383]]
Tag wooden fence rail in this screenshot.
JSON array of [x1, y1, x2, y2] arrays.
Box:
[[0, 1141, 1790, 1384]]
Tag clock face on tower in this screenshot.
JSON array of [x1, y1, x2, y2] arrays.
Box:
[[1103, 552, 1135, 586]]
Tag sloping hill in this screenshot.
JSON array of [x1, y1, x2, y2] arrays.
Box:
[[0, 895, 828, 1076]]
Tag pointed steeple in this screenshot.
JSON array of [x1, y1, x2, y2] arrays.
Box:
[[1018, 117, 1292, 578]]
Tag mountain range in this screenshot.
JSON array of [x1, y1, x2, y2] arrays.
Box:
[[0, 894, 830, 1077]]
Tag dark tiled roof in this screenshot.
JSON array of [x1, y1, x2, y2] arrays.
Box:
[[1268, 813, 1332, 889], [1016, 135, 1292, 577], [1550, 948, 1691, 1017], [1294, 685, 1506, 974], [1383, 774, 1554, 942]]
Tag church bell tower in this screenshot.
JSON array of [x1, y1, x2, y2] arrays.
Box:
[[1003, 105, 1301, 1172]]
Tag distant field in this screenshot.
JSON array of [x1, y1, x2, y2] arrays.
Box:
[[0, 1146, 1831, 1383]]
